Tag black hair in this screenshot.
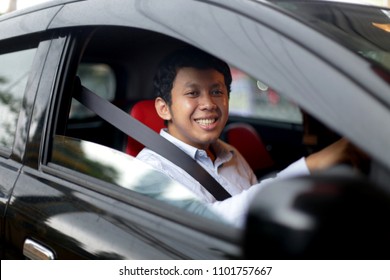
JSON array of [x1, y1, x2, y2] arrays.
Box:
[[153, 47, 232, 105]]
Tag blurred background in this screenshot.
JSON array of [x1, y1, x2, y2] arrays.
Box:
[[1, 0, 53, 13]]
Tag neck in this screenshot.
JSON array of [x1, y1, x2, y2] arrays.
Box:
[[206, 146, 216, 162]]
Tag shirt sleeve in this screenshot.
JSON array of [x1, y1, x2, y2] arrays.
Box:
[[209, 157, 310, 228]]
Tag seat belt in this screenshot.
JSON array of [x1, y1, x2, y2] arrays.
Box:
[[73, 79, 232, 201]]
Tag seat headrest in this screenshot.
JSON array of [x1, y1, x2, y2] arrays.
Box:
[[126, 100, 165, 156]]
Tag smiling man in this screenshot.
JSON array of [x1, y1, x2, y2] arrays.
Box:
[[155, 64, 229, 154], [137, 47, 357, 227]]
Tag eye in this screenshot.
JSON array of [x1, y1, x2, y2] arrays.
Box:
[[185, 91, 199, 97], [211, 89, 224, 96]]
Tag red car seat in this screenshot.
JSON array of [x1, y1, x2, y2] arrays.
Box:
[[126, 99, 165, 156], [224, 122, 274, 176]]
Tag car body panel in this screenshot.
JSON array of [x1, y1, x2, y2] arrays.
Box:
[[0, 6, 62, 41], [6, 165, 240, 259]]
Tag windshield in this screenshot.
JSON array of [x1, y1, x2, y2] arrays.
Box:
[[271, 1, 390, 72]]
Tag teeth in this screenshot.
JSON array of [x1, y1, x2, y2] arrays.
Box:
[[196, 119, 216, 125]]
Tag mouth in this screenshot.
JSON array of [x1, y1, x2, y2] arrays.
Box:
[[195, 118, 217, 126]]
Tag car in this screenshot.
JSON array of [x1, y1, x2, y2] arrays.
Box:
[[1, 0, 390, 260]]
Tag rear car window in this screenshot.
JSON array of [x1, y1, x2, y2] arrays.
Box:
[[70, 63, 116, 119], [0, 48, 36, 151]]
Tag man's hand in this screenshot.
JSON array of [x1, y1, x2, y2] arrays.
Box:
[[306, 138, 368, 172]]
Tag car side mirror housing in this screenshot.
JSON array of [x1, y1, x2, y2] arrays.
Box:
[[243, 174, 390, 259]]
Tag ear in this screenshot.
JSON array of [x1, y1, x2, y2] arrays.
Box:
[[155, 97, 172, 121]]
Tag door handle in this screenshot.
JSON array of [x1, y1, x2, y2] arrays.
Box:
[[23, 238, 55, 260]]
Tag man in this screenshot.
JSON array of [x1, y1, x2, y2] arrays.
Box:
[[137, 47, 359, 227]]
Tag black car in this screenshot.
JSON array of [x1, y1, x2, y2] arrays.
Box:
[[1, 0, 390, 259]]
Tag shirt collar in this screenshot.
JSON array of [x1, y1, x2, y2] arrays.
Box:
[[160, 128, 234, 163], [160, 129, 198, 159], [212, 139, 234, 166]]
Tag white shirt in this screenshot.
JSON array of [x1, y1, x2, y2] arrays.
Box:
[[137, 129, 310, 227]]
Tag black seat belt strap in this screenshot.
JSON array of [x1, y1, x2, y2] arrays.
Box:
[[73, 80, 232, 201]]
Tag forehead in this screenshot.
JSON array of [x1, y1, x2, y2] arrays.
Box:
[[174, 67, 225, 86]]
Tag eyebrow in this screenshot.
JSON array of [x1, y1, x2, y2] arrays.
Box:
[[183, 82, 225, 88]]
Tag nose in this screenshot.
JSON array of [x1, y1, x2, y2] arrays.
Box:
[[199, 93, 217, 110]]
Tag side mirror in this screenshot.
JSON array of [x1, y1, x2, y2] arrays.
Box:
[[243, 174, 390, 259]]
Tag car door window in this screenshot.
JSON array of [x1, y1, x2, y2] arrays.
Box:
[[47, 28, 238, 228], [0, 48, 36, 153]]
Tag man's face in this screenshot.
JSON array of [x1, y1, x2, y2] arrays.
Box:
[[157, 67, 229, 150]]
